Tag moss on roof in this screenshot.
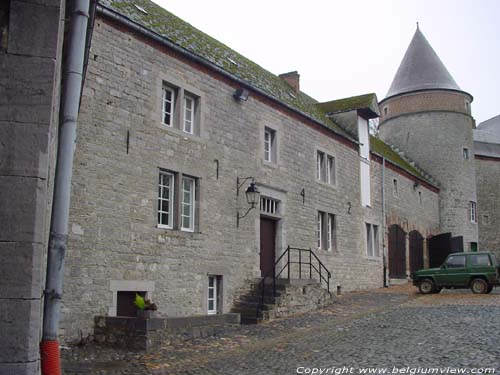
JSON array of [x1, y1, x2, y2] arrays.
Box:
[[98, 1, 434, 184], [370, 136, 433, 183], [316, 93, 380, 118], [99, 0, 352, 139]]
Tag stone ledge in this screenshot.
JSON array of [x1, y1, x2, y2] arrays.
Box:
[[94, 313, 240, 351]]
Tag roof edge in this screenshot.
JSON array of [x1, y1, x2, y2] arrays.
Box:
[[380, 87, 473, 105], [96, 4, 359, 146]]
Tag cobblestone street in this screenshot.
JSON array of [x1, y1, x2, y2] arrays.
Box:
[[62, 285, 500, 374]]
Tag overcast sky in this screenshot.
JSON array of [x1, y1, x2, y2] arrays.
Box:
[[153, 0, 500, 124]]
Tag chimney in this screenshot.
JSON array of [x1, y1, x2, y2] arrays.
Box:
[[279, 71, 300, 93]]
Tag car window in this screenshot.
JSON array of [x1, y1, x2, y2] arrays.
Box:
[[445, 255, 466, 268], [470, 254, 491, 266]]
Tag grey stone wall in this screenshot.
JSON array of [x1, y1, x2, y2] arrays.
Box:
[[61, 17, 441, 342], [476, 157, 500, 258], [0, 0, 64, 373], [379, 105, 478, 250]]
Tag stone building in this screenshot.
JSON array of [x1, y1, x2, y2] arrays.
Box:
[[58, 1, 443, 341], [474, 115, 500, 258], [1, 0, 497, 369]]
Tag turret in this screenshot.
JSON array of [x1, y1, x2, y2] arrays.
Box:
[[378, 27, 478, 251]]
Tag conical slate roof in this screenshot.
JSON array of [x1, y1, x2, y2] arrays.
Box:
[[386, 27, 461, 98]]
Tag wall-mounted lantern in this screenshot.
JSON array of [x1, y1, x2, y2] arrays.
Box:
[[236, 177, 260, 227]]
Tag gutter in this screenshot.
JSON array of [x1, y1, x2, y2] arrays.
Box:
[[96, 4, 359, 146], [41, 1, 91, 374], [382, 157, 388, 287]]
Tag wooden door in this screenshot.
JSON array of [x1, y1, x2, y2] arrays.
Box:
[[260, 218, 276, 277], [409, 230, 424, 275], [388, 224, 406, 278]]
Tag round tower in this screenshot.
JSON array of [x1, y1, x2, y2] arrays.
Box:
[[379, 26, 478, 251]]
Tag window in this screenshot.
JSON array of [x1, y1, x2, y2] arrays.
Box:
[[161, 81, 200, 135], [317, 212, 323, 249], [463, 148, 469, 160], [183, 95, 195, 134], [158, 171, 198, 232], [158, 172, 174, 228], [181, 177, 195, 232], [260, 196, 279, 216], [317, 151, 336, 185], [470, 201, 477, 223], [482, 214, 490, 225], [162, 86, 175, 126], [418, 191, 423, 206], [264, 127, 277, 163], [384, 107, 388, 115], [445, 255, 466, 269], [117, 291, 146, 317], [366, 223, 379, 257], [208, 275, 222, 315], [393, 179, 398, 198], [317, 211, 336, 251], [471, 254, 491, 266]]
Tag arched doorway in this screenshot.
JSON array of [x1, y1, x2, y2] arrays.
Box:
[[409, 230, 424, 275], [389, 224, 406, 278]]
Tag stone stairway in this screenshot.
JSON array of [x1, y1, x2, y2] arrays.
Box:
[[231, 278, 334, 324]]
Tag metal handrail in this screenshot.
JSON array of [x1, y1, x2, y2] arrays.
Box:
[[256, 246, 332, 318]]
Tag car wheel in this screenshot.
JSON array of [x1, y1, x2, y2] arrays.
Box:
[[418, 279, 435, 294], [470, 278, 488, 294], [486, 285, 493, 294]]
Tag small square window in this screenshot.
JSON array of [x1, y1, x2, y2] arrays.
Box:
[[463, 148, 469, 160]]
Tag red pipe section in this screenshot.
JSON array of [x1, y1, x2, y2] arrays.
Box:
[[40, 340, 61, 375]]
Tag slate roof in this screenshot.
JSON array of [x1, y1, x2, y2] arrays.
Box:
[[316, 93, 380, 119], [474, 114, 500, 158], [98, 0, 354, 138], [385, 27, 462, 99], [96, 0, 437, 187]]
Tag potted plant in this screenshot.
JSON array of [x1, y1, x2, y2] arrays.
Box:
[[134, 293, 158, 319]]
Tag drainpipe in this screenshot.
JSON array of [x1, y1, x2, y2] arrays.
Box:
[[382, 157, 388, 287], [40, 1, 90, 374]]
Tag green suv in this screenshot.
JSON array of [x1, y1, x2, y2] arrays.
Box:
[[413, 252, 500, 294]]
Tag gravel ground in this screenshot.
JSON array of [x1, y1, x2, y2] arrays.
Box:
[[62, 285, 500, 374]]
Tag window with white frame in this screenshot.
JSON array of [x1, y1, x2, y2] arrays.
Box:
[[183, 94, 195, 134], [162, 85, 176, 127], [161, 82, 200, 135], [157, 171, 198, 232], [366, 223, 379, 257], [264, 127, 277, 163], [317, 151, 336, 185], [470, 201, 477, 223], [317, 211, 336, 251], [181, 176, 195, 231], [158, 172, 174, 228], [260, 196, 279, 216], [317, 212, 323, 250], [207, 275, 222, 315]]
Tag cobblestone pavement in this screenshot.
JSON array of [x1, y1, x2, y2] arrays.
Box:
[[62, 285, 500, 374]]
